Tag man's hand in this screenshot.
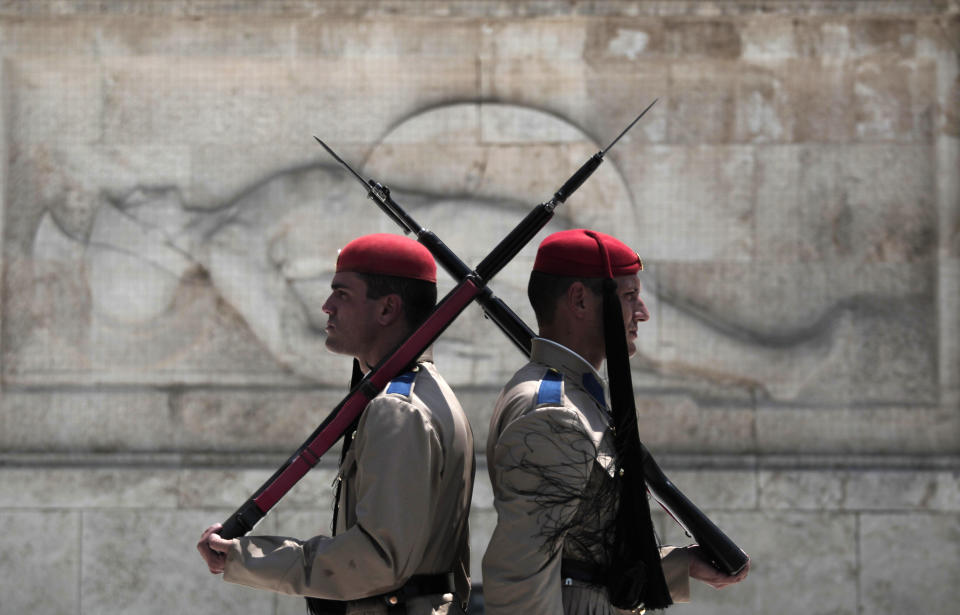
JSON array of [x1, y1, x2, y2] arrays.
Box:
[[197, 523, 237, 575], [687, 545, 750, 589]]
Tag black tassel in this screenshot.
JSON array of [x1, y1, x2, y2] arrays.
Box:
[[601, 279, 673, 611]]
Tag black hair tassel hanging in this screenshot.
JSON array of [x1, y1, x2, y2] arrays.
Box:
[[601, 278, 673, 611]]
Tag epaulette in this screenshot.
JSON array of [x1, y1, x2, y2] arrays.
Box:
[[385, 368, 418, 398], [535, 368, 564, 406]]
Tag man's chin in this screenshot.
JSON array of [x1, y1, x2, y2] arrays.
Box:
[[324, 338, 346, 355]]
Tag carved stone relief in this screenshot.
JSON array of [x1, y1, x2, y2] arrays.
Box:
[[4, 102, 937, 405]]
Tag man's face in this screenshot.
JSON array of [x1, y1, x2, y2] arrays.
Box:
[[321, 272, 380, 360], [615, 274, 650, 356]]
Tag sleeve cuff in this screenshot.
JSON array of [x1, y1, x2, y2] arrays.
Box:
[[659, 545, 691, 604]]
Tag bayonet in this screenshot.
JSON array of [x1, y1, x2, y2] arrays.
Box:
[[602, 98, 657, 155]]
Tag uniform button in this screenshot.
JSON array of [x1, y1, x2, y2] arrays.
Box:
[[387, 596, 399, 605]]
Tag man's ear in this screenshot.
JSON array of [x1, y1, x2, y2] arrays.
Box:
[[566, 281, 590, 318], [376, 294, 404, 326]]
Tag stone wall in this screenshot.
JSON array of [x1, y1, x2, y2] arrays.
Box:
[[0, 2, 957, 614]]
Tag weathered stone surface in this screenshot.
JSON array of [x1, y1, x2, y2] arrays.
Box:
[[0, 511, 81, 615], [854, 57, 935, 141], [0, 391, 173, 451], [584, 64, 670, 146], [635, 395, 756, 454], [0, 467, 180, 509], [176, 467, 313, 510], [667, 61, 741, 144], [644, 270, 937, 405], [660, 468, 759, 510], [187, 143, 349, 210], [101, 57, 296, 145], [760, 462, 960, 512], [777, 59, 857, 142], [661, 511, 858, 615], [297, 17, 482, 58], [283, 57, 481, 143], [174, 389, 350, 451], [860, 513, 960, 615], [741, 17, 804, 60], [82, 509, 273, 615], [942, 257, 960, 393], [96, 15, 299, 57], [741, 17, 919, 60], [5, 58, 102, 144], [756, 143, 936, 262], [617, 145, 755, 261], [584, 18, 666, 62], [0, 4, 957, 615], [843, 469, 960, 511], [0, 16, 103, 56], [469, 507, 498, 584], [450, 387, 503, 450], [760, 468, 846, 510], [665, 18, 744, 58], [756, 404, 958, 454]]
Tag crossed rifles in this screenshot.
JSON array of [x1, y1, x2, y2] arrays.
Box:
[[216, 101, 748, 578]]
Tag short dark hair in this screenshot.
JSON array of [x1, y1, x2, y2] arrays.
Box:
[[357, 272, 437, 330], [527, 270, 604, 326]]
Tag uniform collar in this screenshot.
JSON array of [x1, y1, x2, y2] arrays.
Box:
[[417, 347, 434, 365], [363, 347, 433, 375], [531, 337, 608, 409]]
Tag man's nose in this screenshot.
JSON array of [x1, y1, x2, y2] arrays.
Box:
[[635, 299, 650, 322], [321, 296, 334, 315]]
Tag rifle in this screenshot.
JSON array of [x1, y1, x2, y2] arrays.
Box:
[[317, 106, 748, 577], [217, 106, 651, 540], [642, 452, 748, 575], [312, 97, 658, 356]]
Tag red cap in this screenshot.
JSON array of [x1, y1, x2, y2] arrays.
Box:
[[336, 234, 437, 283], [533, 229, 642, 278]]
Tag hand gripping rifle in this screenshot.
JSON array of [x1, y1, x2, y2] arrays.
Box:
[[216, 104, 654, 541], [316, 102, 747, 577]]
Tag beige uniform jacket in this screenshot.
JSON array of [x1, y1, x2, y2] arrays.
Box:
[[482, 338, 690, 615], [224, 358, 475, 614]]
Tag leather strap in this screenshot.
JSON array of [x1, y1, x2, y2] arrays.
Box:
[[306, 572, 456, 615], [383, 572, 456, 608], [560, 559, 604, 585]]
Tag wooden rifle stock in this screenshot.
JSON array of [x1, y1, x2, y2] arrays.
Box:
[[641, 447, 749, 575]]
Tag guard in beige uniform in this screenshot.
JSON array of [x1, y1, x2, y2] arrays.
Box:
[[482, 229, 748, 615], [198, 234, 475, 615]]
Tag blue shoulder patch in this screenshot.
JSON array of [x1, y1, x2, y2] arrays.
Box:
[[385, 370, 417, 397], [536, 369, 564, 406]]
